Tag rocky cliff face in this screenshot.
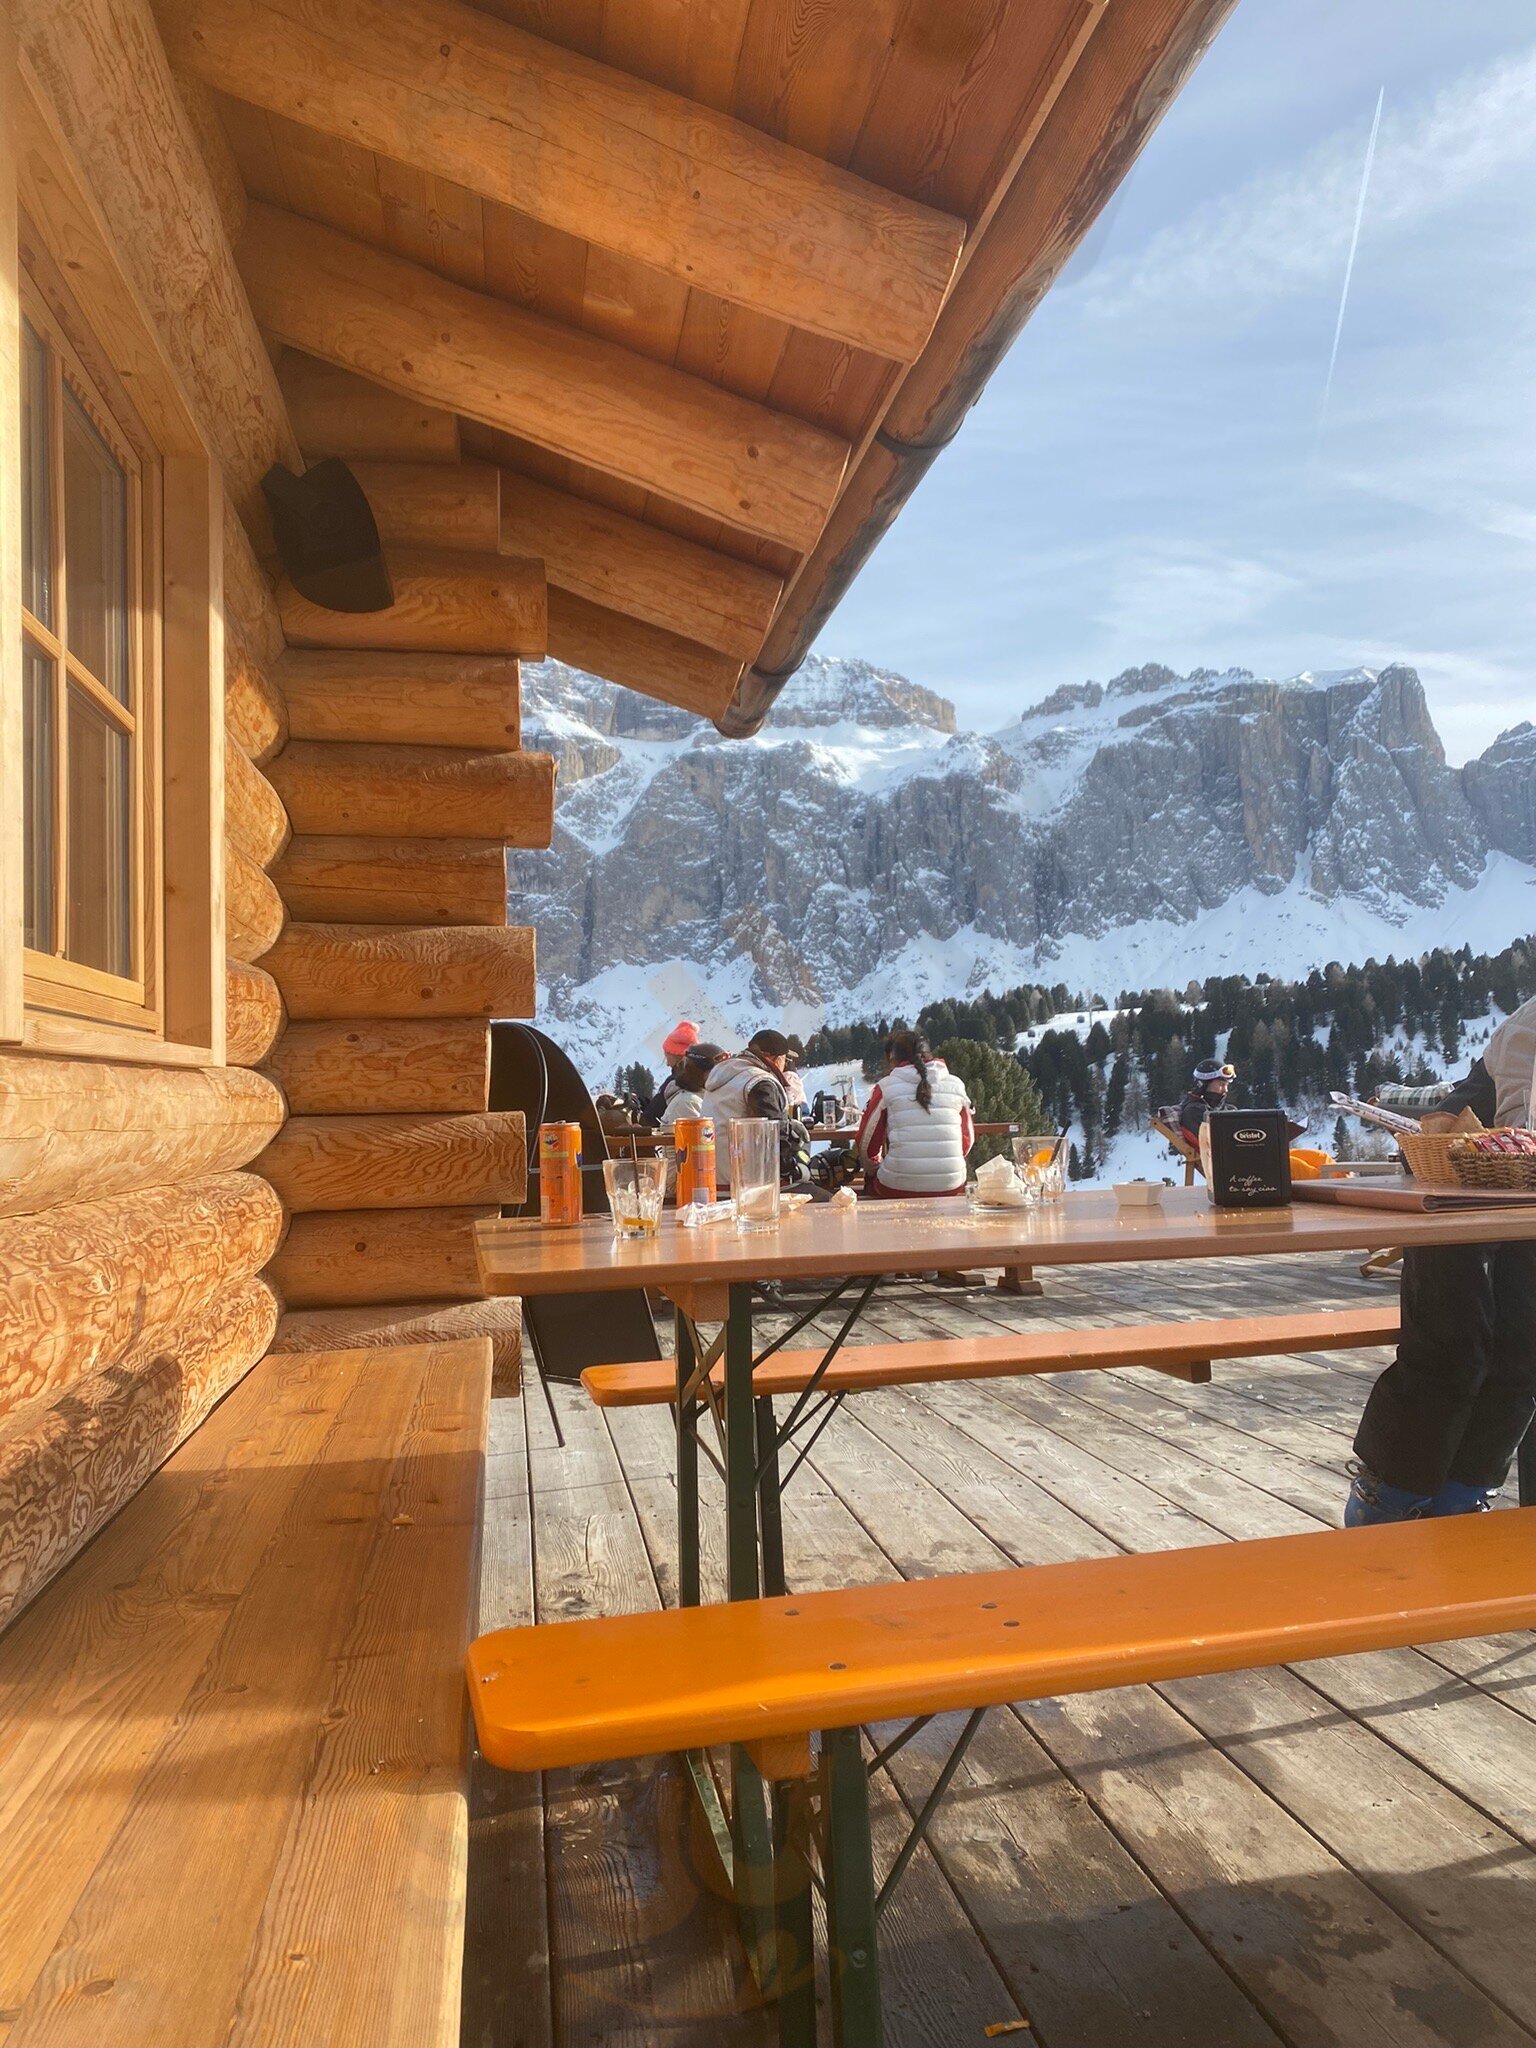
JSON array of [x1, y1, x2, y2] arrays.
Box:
[[1464, 722, 1536, 862], [511, 653, 1534, 1068]]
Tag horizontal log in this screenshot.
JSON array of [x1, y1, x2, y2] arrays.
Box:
[[239, 204, 849, 551], [255, 1110, 525, 1212], [163, 0, 963, 359], [546, 587, 741, 720], [266, 742, 554, 845], [225, 841, 285, 960], [277, 545, 546, 658], [261, 1018, 490, 1115], [277, 345, 460, 463], [351, 459, 500, 554], [225, 625, 288, 762], [224, 733, 289, 867], [225, 956, 285, 1065], [267, 1204, 496, 1307], [0, 1173, 285, 1413], [264, 923, 535, 1021], [272, 836, 507, 926], [278, 648, 519, 749], [0, 1054, 285, 1218], [272, 1294, 521, 1389], [0, 1277, 279, 1632], [499, 470, 779, 663]]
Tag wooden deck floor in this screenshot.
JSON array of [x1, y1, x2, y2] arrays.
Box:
[[462, 1251, 1536, 2048]]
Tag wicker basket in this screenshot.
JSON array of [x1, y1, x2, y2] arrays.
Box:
[[1396, 1131, 1462, 1182], [1448, 1139, 1536, 1192]]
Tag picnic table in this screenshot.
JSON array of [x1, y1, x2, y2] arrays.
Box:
[[473, 1186, 1536, 2044]]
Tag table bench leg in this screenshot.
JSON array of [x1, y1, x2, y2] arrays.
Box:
[[995, 1263, 1044, 1298], [821, 1726, 882, 2048]]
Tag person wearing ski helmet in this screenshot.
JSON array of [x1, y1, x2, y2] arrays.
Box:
[[1176, 1058, 1235, 1145]]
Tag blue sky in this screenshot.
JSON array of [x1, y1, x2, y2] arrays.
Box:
[[825, 0, 1536, 765]]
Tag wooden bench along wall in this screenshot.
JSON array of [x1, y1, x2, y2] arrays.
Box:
[[0, 1337, 490, 2048]]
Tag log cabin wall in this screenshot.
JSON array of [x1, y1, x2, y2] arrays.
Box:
[[0, 0, 544, 1629], [254, 374, 548, 1383], [0, 0, 294, 1630]]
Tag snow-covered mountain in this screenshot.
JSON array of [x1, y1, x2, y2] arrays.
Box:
[[510, 654, 1536, 1079]]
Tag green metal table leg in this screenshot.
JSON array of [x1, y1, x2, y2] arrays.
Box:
[[773, 1772, 818, 2048], [675, 1313, 701, 1609], [725, 1281, 760, 1601], [756, 1393, 787, 1599], [723, 1282, 779, 1991], [821, 1726, 882, 2048]]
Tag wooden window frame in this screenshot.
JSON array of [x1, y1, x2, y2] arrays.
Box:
[[1, 39, 222, 1066], [20, 266, 163, 1030]]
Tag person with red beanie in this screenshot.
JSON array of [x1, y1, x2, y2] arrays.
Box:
[[641, 1020, 701, 1126]]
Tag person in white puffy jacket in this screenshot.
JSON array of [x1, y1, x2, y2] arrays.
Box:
[[856, 1030, 975, 1198]]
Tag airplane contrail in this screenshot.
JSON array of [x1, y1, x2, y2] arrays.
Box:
[[1315, 86, 1385, 462]]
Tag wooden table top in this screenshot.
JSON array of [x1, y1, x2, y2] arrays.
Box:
[[475, 1182, 1536, 1297]]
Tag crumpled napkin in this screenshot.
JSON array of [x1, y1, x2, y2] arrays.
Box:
[[971, 1154, 1029, 1208]]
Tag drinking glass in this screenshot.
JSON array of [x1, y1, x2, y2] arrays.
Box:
[[1014, 1136, 1064, 1204], [602, 1156, 666, 1238], [729, 1119, 781, 1233]]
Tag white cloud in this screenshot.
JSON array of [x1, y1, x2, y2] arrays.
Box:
[[1075, 45, 1536, 325], [1095, 543, 1299, 644]]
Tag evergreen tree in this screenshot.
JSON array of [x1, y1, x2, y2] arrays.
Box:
[[1104, 1052, 1129, 1137], [937, 1040, 1048, 1164], [618, 1061, 656, 1101]]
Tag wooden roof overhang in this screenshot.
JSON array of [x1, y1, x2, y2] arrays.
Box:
[[155, 0, 1237, 731]]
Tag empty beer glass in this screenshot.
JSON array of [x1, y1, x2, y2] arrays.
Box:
[[602, 1155, 666, 1238], [729, 1119, 781, 1233]]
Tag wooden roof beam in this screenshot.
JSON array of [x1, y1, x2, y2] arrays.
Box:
[[156, 0, 964, 362], [239, 203, 848, 551], [278, 349, 461, 465], [349, 461, 780, 664]]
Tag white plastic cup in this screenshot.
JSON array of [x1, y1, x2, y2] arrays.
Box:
[[729, 1119, 781, 1233]]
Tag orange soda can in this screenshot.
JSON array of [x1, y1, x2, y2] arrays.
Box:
[[538, 1121, 584, 1226], [673, 1116, 717, 1206]]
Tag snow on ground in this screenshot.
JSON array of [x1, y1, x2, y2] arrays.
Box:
[[546, 852, 1536, 1086]]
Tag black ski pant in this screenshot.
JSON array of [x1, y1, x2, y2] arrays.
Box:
[[1354, 1240, 1536, 1495]]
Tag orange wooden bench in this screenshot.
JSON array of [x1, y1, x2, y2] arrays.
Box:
[[468, 1510, 1536, 2048], [581, 1304, 1401, 1406]]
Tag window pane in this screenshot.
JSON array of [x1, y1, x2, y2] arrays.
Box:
[[62, 385, 129, 702], [66, 684, 132, 977], [21, 322, 52, 630], [23, 640, 55, 952]]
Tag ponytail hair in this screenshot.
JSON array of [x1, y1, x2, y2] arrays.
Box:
[[885, 1029, 934, 1112]]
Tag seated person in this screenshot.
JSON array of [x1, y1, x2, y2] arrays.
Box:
[[705, 1029, 796, 1129], [640, 1019, 700, 1126], [856, 1030, 975, 1199], [593, 1090, 638, 1138], [656, 1043, 726, 1131], [1348, 994, 1536, 1523], [1175, 1058, 1234, 1145]]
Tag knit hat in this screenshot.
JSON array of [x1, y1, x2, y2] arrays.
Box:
[[662, 1019, 700, 1059], [1193, 1058, 1235, 1085]]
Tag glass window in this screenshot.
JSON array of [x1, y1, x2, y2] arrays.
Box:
[[66, 684, 132, 976], [18, 273, 151, 1013], [62, 385, 129, 704]]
